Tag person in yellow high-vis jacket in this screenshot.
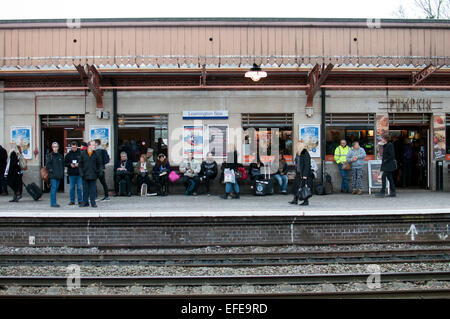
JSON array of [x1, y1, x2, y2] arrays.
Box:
[[334, 139, 350, 193]]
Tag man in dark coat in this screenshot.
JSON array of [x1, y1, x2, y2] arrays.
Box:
[[377, 134, 397, 197], [64, 141, 82, 205], [95, 139, 110, 201], [0, 144, 8, 195], [114, 151, 134, 197], [46, 142, 64, 207], [78, 141, 103, 207]]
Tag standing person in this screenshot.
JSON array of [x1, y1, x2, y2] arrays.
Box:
[[45, 142, 64, 208], [289, 142, 312, 206], [401, 141, 413, 188], [114, 152, 134, 197], [180, 152, 201, 196], [334, 139, 350, 193], [78, 141, 103, 207], [5, 144, 24, 202], [64, 141, 83, 205], [220, 149, 241, 199], [346, 141, 367, 195], [154, 153, 171, 196], [376, 134, 397, 198], [0, 144, 8, 195], [200, 152, 218, 196], [134, 154, 153, 195], [94, 139, 110, 201], [274, 155, 289, 194]]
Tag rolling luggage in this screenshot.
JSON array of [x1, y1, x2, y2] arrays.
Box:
[[324, 173, 333, 194], [313, 181, 326, 195], [119, 179, 128, 196], [25, 182, 42, 201], [255, 166, 274, 196]]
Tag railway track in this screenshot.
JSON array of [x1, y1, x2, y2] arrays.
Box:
[[1, 248, 449, 266], [1, 271, 449, 287], [1, 290, 449, 299]]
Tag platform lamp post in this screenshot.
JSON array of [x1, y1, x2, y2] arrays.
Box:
[[245, 63, 267, 82]]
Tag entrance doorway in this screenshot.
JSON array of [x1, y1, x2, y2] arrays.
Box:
[[389, 125, 430, 189], [41, 115, 85, 191]]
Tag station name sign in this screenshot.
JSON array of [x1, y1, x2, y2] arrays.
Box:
[[379, 98, 440, 112], [183, 110, 228, 119]]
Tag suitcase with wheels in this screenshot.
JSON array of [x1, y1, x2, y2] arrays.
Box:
[[119, 179, 128, 196], [324, 173, 333, 194], [25, 182, 42, 201], [254, 166, 274, 196]]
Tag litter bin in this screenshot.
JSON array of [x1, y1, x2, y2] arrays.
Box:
[[436, 161, 443, 191]]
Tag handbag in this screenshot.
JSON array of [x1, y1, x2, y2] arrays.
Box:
[[342, 161, 352, 170], [19, 154, 27, 171], [298, 184, 312, 200], [168, 170, 180, 182]]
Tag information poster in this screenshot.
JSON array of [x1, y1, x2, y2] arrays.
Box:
[[368, 160, 383, 190], [298, 124, 320, 157], [89, 125, 111, 156], [207, 124, 228, 158], [183, 125, 203, 158], [10, 126, 32, 159], [432, 115, 446, 160]]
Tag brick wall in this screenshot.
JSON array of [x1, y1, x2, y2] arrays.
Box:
[[0, 215, 448, 247]]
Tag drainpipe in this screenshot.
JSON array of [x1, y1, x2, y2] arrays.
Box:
[[321, 88, 326, 183], [112, 80, 118, 170]]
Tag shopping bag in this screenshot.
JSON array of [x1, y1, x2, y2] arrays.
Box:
[[224, 168, 235, 183]]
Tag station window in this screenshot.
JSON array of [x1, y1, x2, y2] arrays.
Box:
[[118, 114, 168, 162], [325, 113, 375, 157], [242, 113, 293, 163]]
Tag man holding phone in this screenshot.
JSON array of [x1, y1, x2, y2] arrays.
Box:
[[64, 141, 82, 205]]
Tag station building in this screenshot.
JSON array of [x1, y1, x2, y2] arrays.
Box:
[[0, 18, 449, 193]]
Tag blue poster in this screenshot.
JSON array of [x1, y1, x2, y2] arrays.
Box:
[[89, 126, 111, 155], [11, 126, 32, 159], [299, 124, 320, 157]]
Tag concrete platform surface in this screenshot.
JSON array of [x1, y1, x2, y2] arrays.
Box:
[[0, 189, 449, 217]]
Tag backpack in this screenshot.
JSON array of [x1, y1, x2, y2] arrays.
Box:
[[103, 150, 110, 165]]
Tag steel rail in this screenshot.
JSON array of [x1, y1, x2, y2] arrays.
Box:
[[0, 249, 448, 266], [0, 272, 449, 287]]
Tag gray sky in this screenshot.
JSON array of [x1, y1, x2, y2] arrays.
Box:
[[0, 0, 428, 20]]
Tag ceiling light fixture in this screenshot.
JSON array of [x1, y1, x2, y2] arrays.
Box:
[[245, 63, 267, 82]]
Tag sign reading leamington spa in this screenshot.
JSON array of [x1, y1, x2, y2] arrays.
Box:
[[183, 110, 228, 120]]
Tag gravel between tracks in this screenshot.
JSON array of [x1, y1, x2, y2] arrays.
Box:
[[0, 243, 448, 255]]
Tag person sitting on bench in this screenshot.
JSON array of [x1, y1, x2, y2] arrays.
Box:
[[114, 152, 133, 197]]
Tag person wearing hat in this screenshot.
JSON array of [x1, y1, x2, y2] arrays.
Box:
[[146, 148, 154, 163]]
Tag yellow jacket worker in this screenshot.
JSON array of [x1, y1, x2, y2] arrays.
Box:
[[334, 139, 350, 193]]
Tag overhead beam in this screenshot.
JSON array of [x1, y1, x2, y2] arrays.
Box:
[[306, 63, 334, 107], [76, 64, 103, 109], [412, 64, 442, 85]]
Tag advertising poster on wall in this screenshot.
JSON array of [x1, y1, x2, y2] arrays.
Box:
[[376, 115, 389, 159], [432, 115, 446, 160], [183, 125, 203, 158], [10, 126, 32, 159], [207, 124, 228, 158], [298, 124, 320, 157], [89, 125, 111, 156]]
